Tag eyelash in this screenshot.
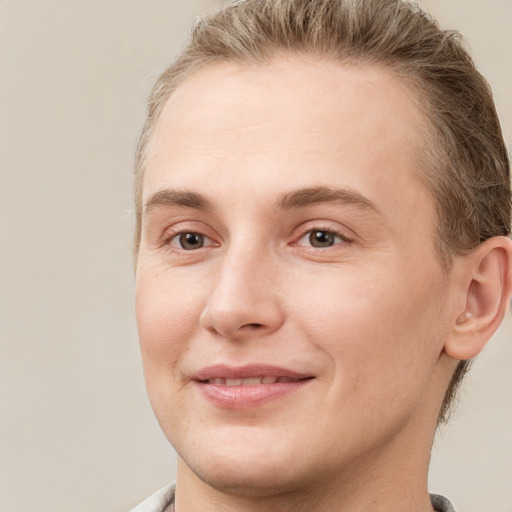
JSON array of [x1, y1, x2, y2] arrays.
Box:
[[161, 226, 352, 253], [160, 228, 216, 253], [169, 232, 215, 250], [294, 227, 353, 249]]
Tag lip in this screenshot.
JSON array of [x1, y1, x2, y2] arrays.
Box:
[[193, 364, 314, 409]]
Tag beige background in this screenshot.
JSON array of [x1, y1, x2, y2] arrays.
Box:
[[0, 1, 510, 511]]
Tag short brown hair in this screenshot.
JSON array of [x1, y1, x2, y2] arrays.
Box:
[[134, 0, 511, 423]]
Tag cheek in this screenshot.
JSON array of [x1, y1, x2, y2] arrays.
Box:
[[135, 267, 207, 377], [135, 267, 211, 436], [300, 270, 447, 445], [292, 262, 446, 392]]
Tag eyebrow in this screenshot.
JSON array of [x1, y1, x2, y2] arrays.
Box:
[[275, 186, 384, 216], [145, 190, 212, 213], [144, 186, 383, 217]]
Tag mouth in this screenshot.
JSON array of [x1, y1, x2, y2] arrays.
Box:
[[200, 376, 306, 386], [192, 364, 314, 408]]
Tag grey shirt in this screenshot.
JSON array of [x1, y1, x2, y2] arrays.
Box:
[[130, 483, 457, 512]]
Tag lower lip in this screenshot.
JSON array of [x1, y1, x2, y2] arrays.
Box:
[[196, 380, 311, 409]]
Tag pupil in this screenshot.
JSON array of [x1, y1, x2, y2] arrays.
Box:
[[180, 232, 203, 250], [310, 230, 334, 247]]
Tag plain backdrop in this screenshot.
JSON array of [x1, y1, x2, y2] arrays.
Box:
[[0, 1, 510, 511]]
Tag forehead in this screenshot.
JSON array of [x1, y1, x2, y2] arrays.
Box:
[[151, 57, 426, 144], [144, 57, 433, 226]]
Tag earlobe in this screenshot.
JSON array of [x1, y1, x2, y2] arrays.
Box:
[[445, 236, 512, 361]]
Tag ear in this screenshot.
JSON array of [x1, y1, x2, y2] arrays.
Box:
[[444, 236, 512, 361]]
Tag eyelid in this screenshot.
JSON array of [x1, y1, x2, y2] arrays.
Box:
[[169, 231, 216, 249], [291, 222, 355, 247], [294, 229, 351, 248], [159, 221, 220, 250]]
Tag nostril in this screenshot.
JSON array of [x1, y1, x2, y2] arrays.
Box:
[[243, 323, 264, 330]]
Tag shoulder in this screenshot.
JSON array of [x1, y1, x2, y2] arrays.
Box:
[[130, 485, 454, 512], [130, 483, 175, 512], [430, 494, 457, 512]]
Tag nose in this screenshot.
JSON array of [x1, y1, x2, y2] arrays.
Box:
[[199, 244, 285, 340]]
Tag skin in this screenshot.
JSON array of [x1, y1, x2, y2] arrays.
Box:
[[135, 57, 511, 512]]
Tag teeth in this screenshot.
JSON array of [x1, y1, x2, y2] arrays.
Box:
[[243, 377, 264, 385], [206, 376, 295, 386], [276, 377, 295, 383], [225, 378, 243, 386]]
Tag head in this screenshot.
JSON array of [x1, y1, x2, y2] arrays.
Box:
[[134, 2, 512, 498], [134, 0, 511, 425]]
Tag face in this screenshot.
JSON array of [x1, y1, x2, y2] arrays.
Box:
[[136, 57, 454, 496]]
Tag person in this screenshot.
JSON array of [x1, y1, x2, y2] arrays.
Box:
[[130, 0, 512, 511]]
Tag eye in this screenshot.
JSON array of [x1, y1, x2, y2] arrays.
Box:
[[170, 232, 212, 250], [297, 229, 347, 248]]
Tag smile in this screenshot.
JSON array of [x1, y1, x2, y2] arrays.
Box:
[[202, 376, 303, 386], [193, 365, 314, 408]]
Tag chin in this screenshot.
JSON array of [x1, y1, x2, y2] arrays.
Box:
[[174, 428, 316, 497], [189, 460, 309, 498]]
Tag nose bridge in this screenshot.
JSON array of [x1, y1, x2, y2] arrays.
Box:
[[200, 236, 283, 338]]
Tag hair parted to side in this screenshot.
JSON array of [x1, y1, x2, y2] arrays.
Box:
[[134, 0, 511, 424]]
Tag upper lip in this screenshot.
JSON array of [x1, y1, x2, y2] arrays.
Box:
[[193, 364, 312, 382]]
